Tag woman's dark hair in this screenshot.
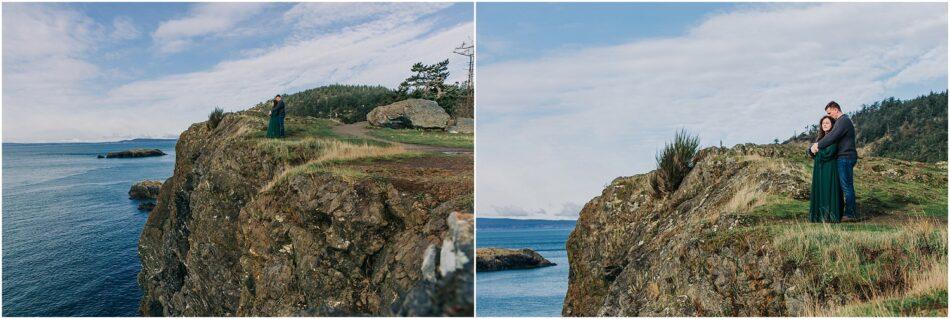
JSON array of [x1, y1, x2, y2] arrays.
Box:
[[816, 115, 836, 142]]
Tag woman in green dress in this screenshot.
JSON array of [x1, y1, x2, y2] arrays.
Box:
[[808, 115, 843, 223], [266, 100, 281, 138]]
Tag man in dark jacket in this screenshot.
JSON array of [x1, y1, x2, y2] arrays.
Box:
[[811, 101, 859, 221], [271, 94, 286, 137]]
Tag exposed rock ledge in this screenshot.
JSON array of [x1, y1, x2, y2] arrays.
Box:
[[476, 248, 555, 272]]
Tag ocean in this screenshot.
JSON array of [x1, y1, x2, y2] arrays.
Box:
[[476, 218, 576, 317], [2, 140, 177, 316]]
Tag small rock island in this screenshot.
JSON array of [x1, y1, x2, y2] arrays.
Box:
[[129, 180, 162, 212], [129, 180, 162, 200], [476, 248, 556, 272], [103, 148, 166, 158]]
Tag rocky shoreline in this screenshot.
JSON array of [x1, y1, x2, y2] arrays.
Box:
[[476, 248, 555, 272]]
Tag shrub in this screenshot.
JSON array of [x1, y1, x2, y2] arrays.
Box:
[[208, 107, 225, 129], [650, 130, 700, 197]]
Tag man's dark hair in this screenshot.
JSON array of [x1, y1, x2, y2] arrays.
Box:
[[275, 94, 281, 98], [825, 101, 841, 111]]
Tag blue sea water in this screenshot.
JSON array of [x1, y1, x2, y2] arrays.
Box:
[[2, 140, 176, 316], [476, 219, 575, 317]]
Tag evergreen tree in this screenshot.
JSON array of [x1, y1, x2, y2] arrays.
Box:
[[397, 59, 450, 100]]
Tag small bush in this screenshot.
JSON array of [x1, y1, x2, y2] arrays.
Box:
[[650, 130, 700, 197], [208, 107, 225, 129]]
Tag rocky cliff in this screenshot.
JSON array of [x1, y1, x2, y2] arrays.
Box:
[[137, 111, 473, 316], [563, 143, 947, 316]]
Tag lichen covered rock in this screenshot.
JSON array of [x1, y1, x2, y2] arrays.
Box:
[[366, 99, 450, 129]]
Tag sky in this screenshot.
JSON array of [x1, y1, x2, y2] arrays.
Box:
[[476, 2, 948, 220], [2, 2, 473, 142]]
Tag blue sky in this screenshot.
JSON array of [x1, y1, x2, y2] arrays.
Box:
[[3, 2, 473, 142], [476, 2, 948, 219], [478, 3, 738, 64]]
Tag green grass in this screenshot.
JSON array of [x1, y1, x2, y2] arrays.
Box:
[[747, 196, 809, 220], [855, 174, 947, 218], [921, 202, 949, 218], [837, 288, 948, 316], [366, 127, 473, 149]]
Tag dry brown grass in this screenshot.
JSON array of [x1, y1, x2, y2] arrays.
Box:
[[261, 139, 406, 191], [722, 181, 766, 214]]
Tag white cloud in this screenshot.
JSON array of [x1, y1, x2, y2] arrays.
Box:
[[3, 3, 472, 143], [476, 3, 948, 219], [283, 2, 450, 30], [111, 16, 140, 40], [152, 3, 272, 54], [2, 4, 104, 142]]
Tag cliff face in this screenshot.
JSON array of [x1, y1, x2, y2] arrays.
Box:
[[137, 112, 473, 316], [563, 144, 947, 316]]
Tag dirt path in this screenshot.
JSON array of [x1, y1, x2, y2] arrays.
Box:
[[333, 121, 472, 155]]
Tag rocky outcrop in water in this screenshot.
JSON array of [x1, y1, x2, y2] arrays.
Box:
[[476, 248, 555, 272], [563, 143, 947, 316], [366, 99, 450, 129], [105, 148, 166, 158], [129, 180, 163, 200], [137, 111, 473, 316]]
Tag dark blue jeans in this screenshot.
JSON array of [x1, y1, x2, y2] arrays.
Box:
[[837, 157, 858, 218], [277, 115, 285, 137]]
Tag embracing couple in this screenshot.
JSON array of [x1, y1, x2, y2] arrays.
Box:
[[267, 94, 286, 138], [807, 101, 860, 223]]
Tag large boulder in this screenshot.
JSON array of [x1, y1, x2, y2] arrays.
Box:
[[367, 99, 450, 129], [129, 180, 163, 200], [447, 118, 473, 134]]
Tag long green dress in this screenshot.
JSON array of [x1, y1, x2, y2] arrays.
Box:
[[809, 144, 843, 223], [266, 114, 281, 138]]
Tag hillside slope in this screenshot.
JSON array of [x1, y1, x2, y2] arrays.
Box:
[[137, 111, 473, 316], [563, 143, 947, 316]]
